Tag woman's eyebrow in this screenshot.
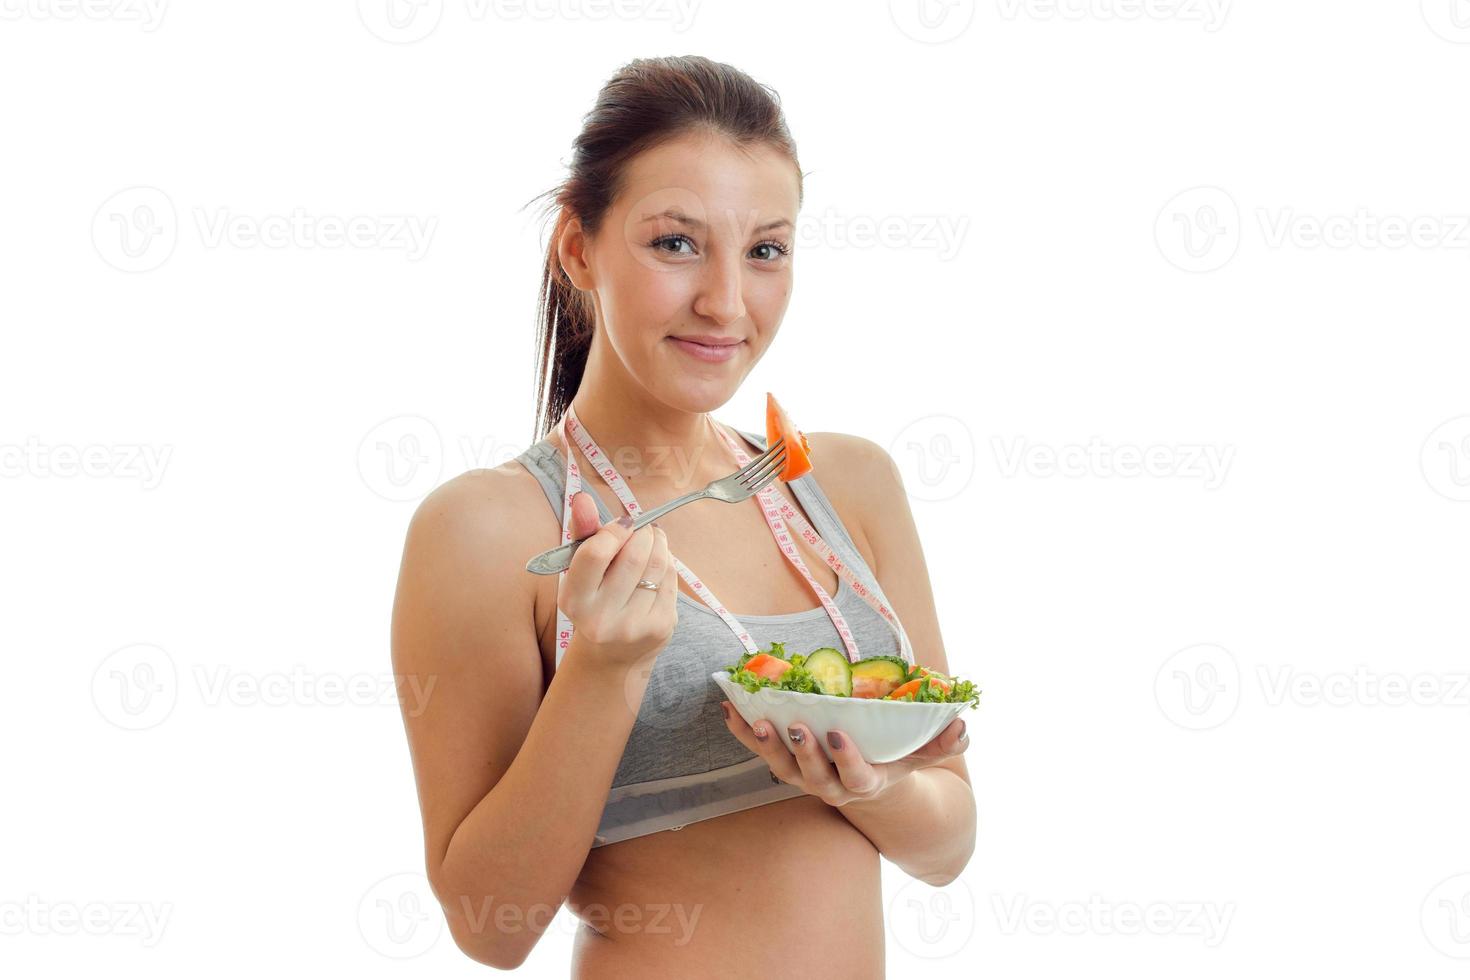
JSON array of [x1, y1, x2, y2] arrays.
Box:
[[642, 207, 793, 234]]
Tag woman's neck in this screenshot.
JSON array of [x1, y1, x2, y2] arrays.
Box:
[[559, 347, 732, 493]]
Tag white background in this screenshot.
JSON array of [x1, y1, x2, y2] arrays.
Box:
[[4, 1, 1469, 977]]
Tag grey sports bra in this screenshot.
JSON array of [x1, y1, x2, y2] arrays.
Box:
[[513, 425, 905, 847]]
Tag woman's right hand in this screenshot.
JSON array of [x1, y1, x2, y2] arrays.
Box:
[[556, 491, 678, 668]]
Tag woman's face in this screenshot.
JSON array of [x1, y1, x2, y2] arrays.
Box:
[[563, 130, 801, 413]]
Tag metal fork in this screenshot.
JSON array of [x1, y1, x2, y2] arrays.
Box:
[[523, 438, 788, 575]]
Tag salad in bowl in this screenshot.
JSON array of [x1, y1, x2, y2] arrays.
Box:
[[711, 642, 981, 764]]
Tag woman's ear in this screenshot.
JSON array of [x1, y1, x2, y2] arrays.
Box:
[[556, 215, 595, 291]]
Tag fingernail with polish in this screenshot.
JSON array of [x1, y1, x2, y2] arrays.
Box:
[[720, 702, 730, 721], [788, 727, 805, 745], [827, 731, 843, 750], [753, 724, 768, 741], [957, 720, 967, 744]]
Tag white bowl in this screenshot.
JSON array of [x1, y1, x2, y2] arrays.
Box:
[[711, 670, 975, 764]]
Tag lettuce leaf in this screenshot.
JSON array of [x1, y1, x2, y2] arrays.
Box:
[[723, 644, 981, 707], [886, 675, 982, 708]]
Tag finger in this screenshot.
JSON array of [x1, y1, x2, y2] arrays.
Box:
[[820, 728, 884, 797], [569, 491, 602, 540], [783, 722, 847, 802], [920, 717, 969, 758], [721, 705, 802, 784], [625, 526, 669, 612], [600, 524, 658, 605], [659, 539, 679, 607], [561, 503, 637, 603], [891, 718, 971, 778]]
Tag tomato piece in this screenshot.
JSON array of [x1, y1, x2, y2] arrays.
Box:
[[765, 392, 813, 481], [742, 653, 792, 682], [852, 674, 899, 699]]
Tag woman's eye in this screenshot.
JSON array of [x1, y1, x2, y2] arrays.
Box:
[[752, 240, 792, 262], [648, 234, 695, 255]]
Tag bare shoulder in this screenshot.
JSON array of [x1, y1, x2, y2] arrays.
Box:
[[803, 431, 894, 476], [798, 431, 901, 570], [401, 461, 551, 567], [802, 431, 899, 503], [393, 458, 559, 648]]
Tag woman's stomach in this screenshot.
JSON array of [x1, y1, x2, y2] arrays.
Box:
[[568, 794, 885, 979]]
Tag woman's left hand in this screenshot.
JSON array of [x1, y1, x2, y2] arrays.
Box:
[[719, 700, 969, 807]]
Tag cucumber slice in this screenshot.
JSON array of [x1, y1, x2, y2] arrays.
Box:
[[851, 656, 907, 685], [851, 656, 908, 698], [803, 647, 853, 697]]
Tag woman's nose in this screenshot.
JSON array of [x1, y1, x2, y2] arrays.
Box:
[[692, 254, 746, 325]]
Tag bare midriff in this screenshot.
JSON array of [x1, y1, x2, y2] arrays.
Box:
[[566, 796, 885, 979]]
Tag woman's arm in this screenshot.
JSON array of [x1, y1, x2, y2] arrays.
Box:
[[836, 434, 976, 880], [835, 767, 975, 885], [392, 470, 651, 969]]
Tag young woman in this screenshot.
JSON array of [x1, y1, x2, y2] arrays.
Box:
[[391, 55, 975, 977]]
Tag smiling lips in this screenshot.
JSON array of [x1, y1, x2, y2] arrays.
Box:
[[669, 336, 743, 362]]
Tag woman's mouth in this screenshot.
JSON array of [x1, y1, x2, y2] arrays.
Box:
[[668, 337, 743, 363]]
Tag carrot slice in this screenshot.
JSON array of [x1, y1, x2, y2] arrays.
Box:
[[742, 653, 792, 682], [886, 677, 951, 700], [765, 392, 813, 481]]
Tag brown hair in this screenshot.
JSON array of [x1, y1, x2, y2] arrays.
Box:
[[524, 55, 804, 444]]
